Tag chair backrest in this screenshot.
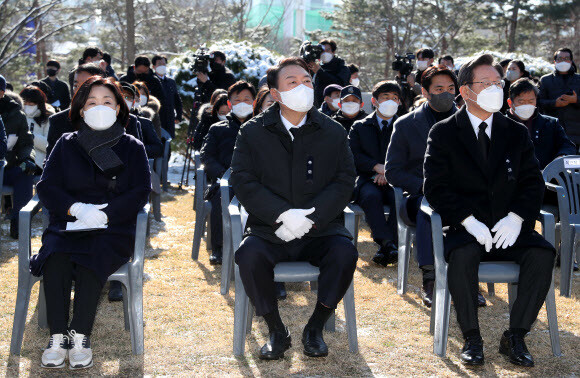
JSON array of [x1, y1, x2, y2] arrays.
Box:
[[543, 155, 580, 221]]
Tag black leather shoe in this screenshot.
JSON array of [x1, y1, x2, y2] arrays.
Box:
[[421, 280, 434, 308], [276, 282, 287, 300], [460, 336, 484, 366], [259, 327, 291, 360], [372, 242, 398, 267], [499, 330, 534, 367], [477, 291, 487, 307], [108, 281, 123, 302], [209, 249, 222, 265], [302, 326, 328, 357]]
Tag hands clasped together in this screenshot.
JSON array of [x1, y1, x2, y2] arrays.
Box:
[[69, 203, 109, 229], [275, 208, 315, 242], [462, 212, 523, 252]]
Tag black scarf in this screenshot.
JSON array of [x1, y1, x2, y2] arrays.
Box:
[[77, 121, 125, 178]]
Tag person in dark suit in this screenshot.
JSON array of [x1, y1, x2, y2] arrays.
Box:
[[231, 57, 357, 360], [152, 55, 183, 138], [318, 84, 342, 117], [200, 81, 256, 265], [349, 81, 401, 267], [41, 60, 71, 110], [332, 85, 367, 132], [32, 76, 151, 369], [506, 78, 576, 169], [423, 54, 556, 367]]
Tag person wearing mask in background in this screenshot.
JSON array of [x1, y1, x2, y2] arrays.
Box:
[[318, 84, 342, 117], [20, 86, 55, 172], [308, 39, 351, 108], [152, 55, 183, 139], [412, 48, 435, 86], [101, 53, 119, 81], [200, 81, 256, 265], [231, 57, 357, 360], [195, 50, 237, 105], [29, 80, 59, 111], [332, 85, 367, 132], [193, 92, 229, 151], [349, 81, 401, 267], [438, 55, 456, 74], [502, 60, 529, 113], [68, 47, 103, 95], [253, 87, 276, 116], [0, 75, 35, 239], [539, 48, 580, 146], [348, 64, 360, 87], [132, 81, 162, 139], [42, 60, 71, 110], [32, 76, 150, 370], [499, 59, 512, 76], [47, 64, 142, 159]]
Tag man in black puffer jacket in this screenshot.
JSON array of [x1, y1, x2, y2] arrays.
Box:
[[307, 39, 351, 108]]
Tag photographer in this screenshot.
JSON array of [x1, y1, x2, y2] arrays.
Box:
[[305, 39, 351, 108], [392, 53, 418, 112], [196, 50, 237, 105]]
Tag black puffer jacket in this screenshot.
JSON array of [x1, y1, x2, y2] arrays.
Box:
[[0, 95, 34, 167], [313, 56, 351, 108], [200, 114, 244, 183]]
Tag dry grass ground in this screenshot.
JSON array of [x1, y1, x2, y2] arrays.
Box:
[[0, 184, 579, 377]]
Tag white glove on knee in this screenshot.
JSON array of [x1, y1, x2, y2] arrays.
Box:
[[462, 215, 493, 252], [491, 212, 523, 249], [70, 203, 108, 229], [276, 208, 315, 239], [275, 224, 296, 242]]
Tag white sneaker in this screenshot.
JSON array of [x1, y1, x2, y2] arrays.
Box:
[[41, 333, 68, 368], [68, 330, 93, 369]]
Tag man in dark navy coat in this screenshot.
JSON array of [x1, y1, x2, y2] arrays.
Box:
[[424, 54, 556, 367], [153, 55, 183, 138]]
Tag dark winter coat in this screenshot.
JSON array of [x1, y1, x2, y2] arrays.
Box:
[[193, 105, 220, 150], [197, 66, 237, 104], [41, 77, 71, 110], [319, 102, 337, 117], [0, 116, 7, 160], [332, 109, 368, 132], [200, 114, 243, 183], [0, 95, 34, 167], [314, 56, 351, 108], [538, 71, 580, 144], [157, 74, 183, 138]]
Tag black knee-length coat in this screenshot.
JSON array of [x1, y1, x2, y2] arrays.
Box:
[[31, 131, 152, 284]]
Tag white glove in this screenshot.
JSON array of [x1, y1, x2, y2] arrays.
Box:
[[70, 203, 108, 229], [275, 224, 296, 242], [491, 212, 523, 249], [462, 215, 493, 252], [276, 207, 315, 239]]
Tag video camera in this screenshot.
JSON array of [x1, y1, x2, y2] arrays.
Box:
[[192, 44, 214, 74], [392, 53, 415, 81], [300, 41, 324, 63]]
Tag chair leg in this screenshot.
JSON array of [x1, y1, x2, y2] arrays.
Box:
[[487, 283, 495, 297], [397, 227, 410, 295], [353, 214, 361, 249], [507, 283, 517, 313], [220, 238, 233, 295], [310, 281, 318, 292], [10, 274, 35, 355], [122, 284, 130, 331], [324, 311, 336, 332], [152, 193, 161, 222], [191, 205, 207, 260], [559, 225, 574, 297], [343, 280, 358, 353], [37, 282, 48, 329], [205, 213, 212, 251], [433, 270, 451, 357], [129, 279, 145, 355], [246, 305, 254, 335], [429, 285, 436, 335], [545, 272, 562, 356], [233, 266, 249, 356]]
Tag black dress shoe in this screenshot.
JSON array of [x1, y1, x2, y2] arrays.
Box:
[[477, 291, 487, 307], [372, 242, 398, 267], [421, 280, 434, 308], [209, 249, 222, 265], [302, 326, 328, 357], [276, 282, 287, 300], [499, 330, 534, 367], [460, 336, 484, 366], [108, 281, 123, 302], [259, 327, 291, 360]]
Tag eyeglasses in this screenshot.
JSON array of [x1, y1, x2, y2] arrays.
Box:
[[555, 57, 572, 63], [466, 80, 504, 89]]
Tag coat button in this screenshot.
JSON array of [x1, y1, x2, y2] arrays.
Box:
[[308, 170, 312, 174]]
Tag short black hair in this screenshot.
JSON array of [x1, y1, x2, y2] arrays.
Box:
[[46, 60, 60, 69], [457, 54, 496, 87], [421, 65, 458, 91], [121, 82, 136, 98], [320, 39, 337, 52], [372, 80, 402, 99], [348, 63, 359, 74], [102, 53, 112, 65], [499, 59, 512, 68], [76, 62, 105, 77], [509, 78, 539, 101], [416, 48, 434, 60], [81, 47, 102, 62], [266, 57, 310, 90], [554, 47, 573, 62], [227, 80, 256, 99], [438, 55, 454, 65], [134, 55, 151, 68], [152, 55, 167, 66], [211, 50, 226, 62]]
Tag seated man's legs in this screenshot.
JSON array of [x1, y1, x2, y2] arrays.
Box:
[[357, 182, 397, 266], [4, 166, 33, 239]]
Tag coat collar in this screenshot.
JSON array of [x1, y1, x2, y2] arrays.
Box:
[[261, 103, 323, 152]]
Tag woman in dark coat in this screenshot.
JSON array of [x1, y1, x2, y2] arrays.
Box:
[[32, 76, 151, 370]]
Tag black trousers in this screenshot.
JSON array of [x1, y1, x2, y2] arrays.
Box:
[[357, 182, 397, 245], [447, 242, 555, 337], [209, 186, 234, 251], [43, 253, 103, 336], [405, 195, 434, 267], [235, 235, 358, 316]]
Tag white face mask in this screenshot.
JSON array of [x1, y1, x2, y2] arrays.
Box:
[[505, 70, 520, 82], [377, 99, 399, 118], [417, 60, 429, 71], [217, 114, 228, 121], [514, 104, 536, 120], [321, 52, 333, 64], [83, 105, 117, 131], [155, 65, 167, 76], [125, 99, 134, 110], [350, 78, 360, 87], [330, 98, 340, 110], [231, 102, 253, 119], [23, 104, 39, 117], [467, 84, 504, 113], [139, 95, 148, 106], [555, 61, 572, 73], [277, 84, 314, 113], [341, 101, 361, 115]]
